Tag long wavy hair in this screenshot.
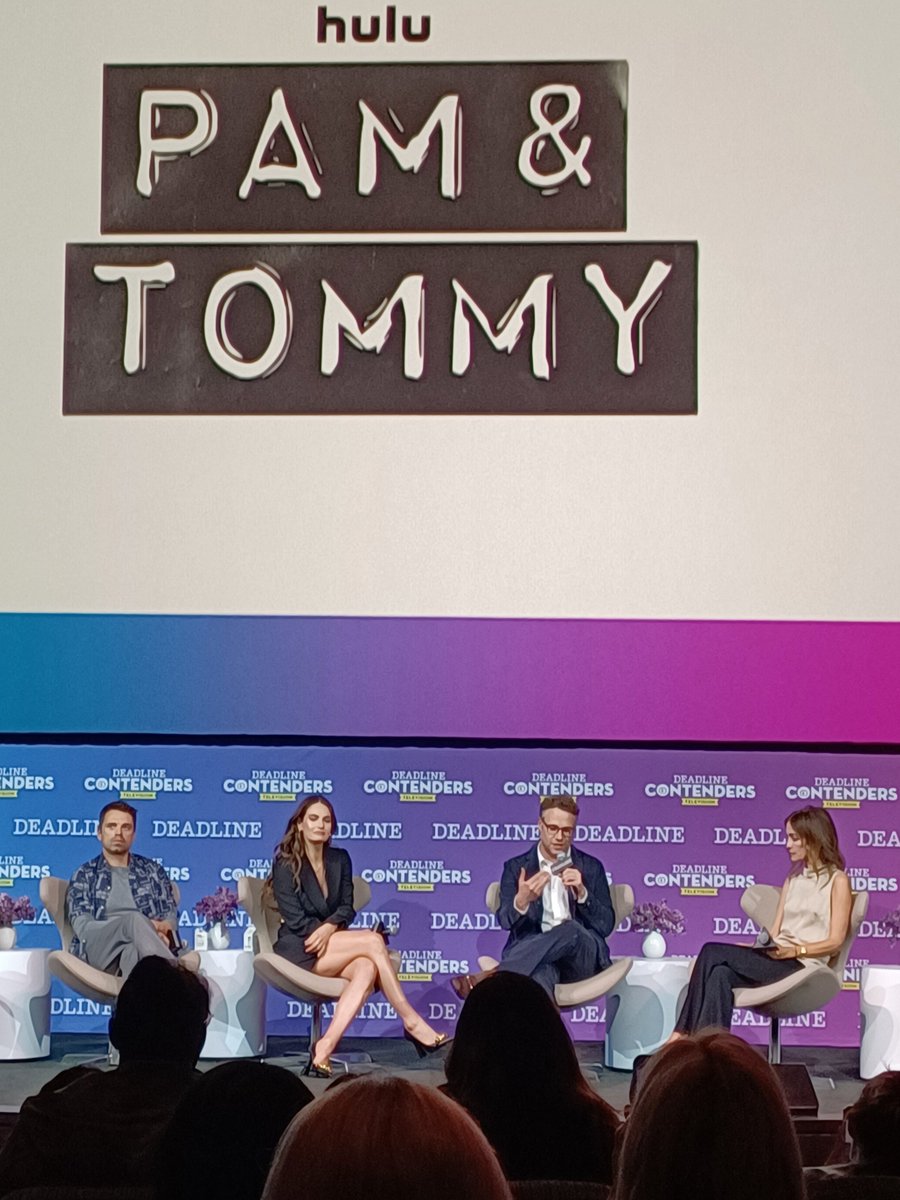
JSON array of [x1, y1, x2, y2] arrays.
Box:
[[269, 795, 336, 891], [444, 972, 619, 1182], [612, 1031, 804, 1200], [786, 805, 845, 874]]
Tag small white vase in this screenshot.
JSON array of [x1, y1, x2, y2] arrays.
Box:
[[209, 921, 231, 950], [642, 929, 667, 958], [0, 926, 16, 950]]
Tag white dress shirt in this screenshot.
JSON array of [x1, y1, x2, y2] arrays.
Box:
[[537, 848, 572, 932]]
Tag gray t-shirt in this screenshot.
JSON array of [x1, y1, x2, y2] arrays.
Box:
[[71, 865, 175, 941], [106, 867, 140, 916]]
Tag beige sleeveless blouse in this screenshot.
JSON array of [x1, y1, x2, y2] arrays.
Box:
[[775, 867, 838, 962]]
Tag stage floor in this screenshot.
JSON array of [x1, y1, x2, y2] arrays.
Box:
[[0, 1037, 865, 1118]]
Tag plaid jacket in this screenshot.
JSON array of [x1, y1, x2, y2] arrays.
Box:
[[66, 853, 177, 958]]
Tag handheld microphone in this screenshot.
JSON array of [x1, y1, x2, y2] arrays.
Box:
[[550, 851, 572, 876]]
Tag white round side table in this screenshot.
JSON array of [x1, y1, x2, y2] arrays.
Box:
[[604, 956, 692, 1069], [0, 947, 51, 1060], [860, 964, 900, 1079], [198, 949, 267, 1058]]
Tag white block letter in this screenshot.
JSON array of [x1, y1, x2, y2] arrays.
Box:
[[204, 265, 293, 380], [451, 275, 555, 380], [358, 96, 461, 199], [320, 275, 425, 379], [583, 260, 672, 375], [93, 261, 176, 374], [136, 90, 218, 197], [238, 87, 322, 201]]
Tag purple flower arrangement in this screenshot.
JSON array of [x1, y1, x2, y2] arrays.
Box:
[[0, 894, 36, 927], [883, 906, 900, 946], [193, 887, 240, 928], [631, 900, 686, 936]]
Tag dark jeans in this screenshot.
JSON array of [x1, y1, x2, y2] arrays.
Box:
[[674, 941, 802, 1033]]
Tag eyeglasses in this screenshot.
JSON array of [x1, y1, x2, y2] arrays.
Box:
[[540, 818, 575, 839]]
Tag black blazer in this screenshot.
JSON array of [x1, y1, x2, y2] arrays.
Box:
[[272, 846, 356, 966]]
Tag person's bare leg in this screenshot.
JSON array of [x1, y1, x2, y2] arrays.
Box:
[[312, 956, 376, 1064], [314, 930, 441, 1043]]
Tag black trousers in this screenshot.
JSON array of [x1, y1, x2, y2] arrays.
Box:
[[673, 942, 802, 1033]]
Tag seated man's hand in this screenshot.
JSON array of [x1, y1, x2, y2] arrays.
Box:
[[515, 867, 550, 912], [304, 921, 338, 957], [560, 867, 585, 900], [150, 918, 175, 947]]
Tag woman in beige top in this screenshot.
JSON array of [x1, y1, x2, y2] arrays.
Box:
[[670, 806, 852, 1036]]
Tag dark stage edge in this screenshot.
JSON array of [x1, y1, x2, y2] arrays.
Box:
[[0, 1037, 864, 1118]]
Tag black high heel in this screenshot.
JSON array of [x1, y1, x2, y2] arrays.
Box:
[[404, 1030, 451, 1059]]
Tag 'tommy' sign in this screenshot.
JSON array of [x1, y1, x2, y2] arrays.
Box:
[[63, 243, 697, 415]]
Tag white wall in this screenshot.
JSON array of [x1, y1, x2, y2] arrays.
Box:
[[1, 0, 897, 619]]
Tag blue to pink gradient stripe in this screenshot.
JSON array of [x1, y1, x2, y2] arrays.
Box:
[[1, 614, 898, 741]]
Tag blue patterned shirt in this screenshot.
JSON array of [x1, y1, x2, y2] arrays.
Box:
[[66, 853, 177, 958]]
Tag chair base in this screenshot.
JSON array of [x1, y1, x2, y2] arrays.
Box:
[[773, 1063, 818, 1116]]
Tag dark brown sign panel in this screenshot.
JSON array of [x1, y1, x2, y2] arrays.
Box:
[[63, 243, 696, 415], [101, 63, 627, 234]]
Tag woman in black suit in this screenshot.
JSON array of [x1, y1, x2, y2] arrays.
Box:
[[270, 795, 447, 1075]]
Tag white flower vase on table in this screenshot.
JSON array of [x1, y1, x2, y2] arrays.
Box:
[[193, 887, 240, 953], [630, 900, 686, 961], [209, 921, 231, 950], [641, 929, 667, 958], [0, 894, 36, 951]]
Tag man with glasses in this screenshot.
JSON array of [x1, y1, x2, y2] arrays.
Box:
[[451, 794, 614, 1000]]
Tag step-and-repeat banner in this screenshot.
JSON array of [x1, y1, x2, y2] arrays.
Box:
[[3, 743, 897, 1045]]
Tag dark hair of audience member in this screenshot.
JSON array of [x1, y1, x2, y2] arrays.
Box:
[[846, 1071, 900, 1174], [109, 957, 209, 1065], [612, 1031, 804, 1200], [262, 1075, 512, 1200], [444, 971, 619, 1182], [154, 1062, 314, 1200]]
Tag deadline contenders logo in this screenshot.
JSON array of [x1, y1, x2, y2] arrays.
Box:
[[644, 775, 756, 805], [84, 767, 192, 799], [846, 866, 898, 894], [784, 777, 897, 808], [361, 859, 471, 891], [220, 857, 272, 882], [644, 862, 755, 896], [363, 769, 474, 801], [396, 949, 470, 982], [0, 854, 51, 887], [0, 767, 54, 797], [223, 769, 333, 800], [843, 957, 870, 991], [502, 772, 613, 798]]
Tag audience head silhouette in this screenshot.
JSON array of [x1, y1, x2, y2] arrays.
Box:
[[109, 956, 209, 1065], [444, 970, 619, 1181], [846, 1071, 900, 1174], [613, 1030, 804, 1200], [262, 1075, 512, 1200], [155, 1061, 314, 1200]]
